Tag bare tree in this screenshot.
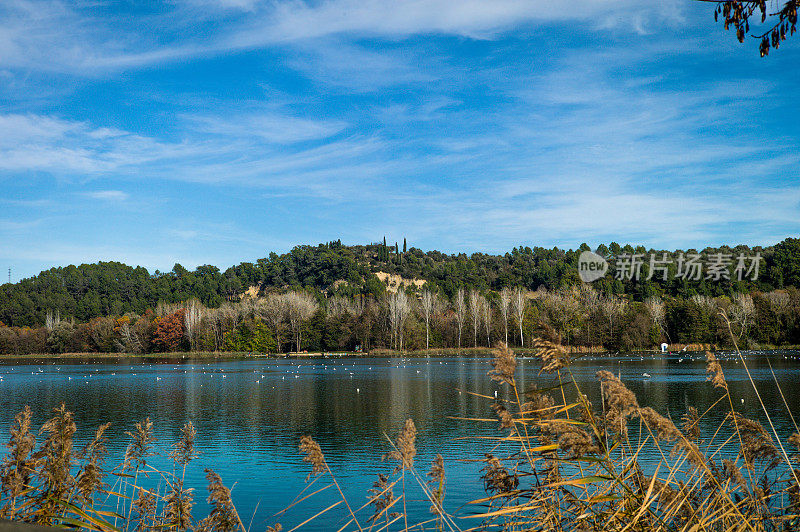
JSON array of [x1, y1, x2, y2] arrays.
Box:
[[511, 287, 526, 347], [765, 290, 790, 315], [388, 290, 411, 352], [258, 294, 287, 353], [116, 315, 144, 353], [218, 302, 236, 326], [207, 307, 225, 351], [600, 295, 627, 341], [498, 287, 512, 346], [730, 293, 755, 341], [419, 289, 442, 351], [542, 288, 581, 345], [155, 301, 181, 318], [45, 309, 61, 332], [355, 297, 375, 352], [239, 296, 259, 321], [644, 296, 668, 343], [469, 289, 482, 348], [691, 294, 717, 316], [576, 285, 599, 347], [184, 298, 204, 351], [480, 294, 492, 347], [327, 295, 356, 318], [454, 288, 467, 350], [284, 292, 319, 352]]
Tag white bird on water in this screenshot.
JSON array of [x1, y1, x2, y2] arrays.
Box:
[[642, 373, 651, 378]]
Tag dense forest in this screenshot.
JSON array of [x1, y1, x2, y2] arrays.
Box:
[[0, 238, 798, 354]]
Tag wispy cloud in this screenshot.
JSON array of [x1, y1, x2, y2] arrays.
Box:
[[0, 0, 687, 74], [84, 190, 129, 201], [185, 109, 346, 143], [284, 39, 437, 91]]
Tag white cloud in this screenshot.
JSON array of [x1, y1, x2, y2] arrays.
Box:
[[84, 190, 129, 201]]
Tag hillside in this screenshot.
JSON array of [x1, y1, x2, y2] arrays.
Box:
[[1, 238, 798, 328]]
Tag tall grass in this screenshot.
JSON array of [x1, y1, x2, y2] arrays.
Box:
[[2, 335, 799, 531], [0, 409, 243, 532], [280, 339, 800, 531]]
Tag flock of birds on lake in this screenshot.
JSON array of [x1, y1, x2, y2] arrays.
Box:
[[0, 352, 799, 390]]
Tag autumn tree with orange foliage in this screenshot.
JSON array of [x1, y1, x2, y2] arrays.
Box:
[[152, 309, 187, 352]]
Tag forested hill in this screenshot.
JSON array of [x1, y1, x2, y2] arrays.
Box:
[[1, 238, 799, 327]]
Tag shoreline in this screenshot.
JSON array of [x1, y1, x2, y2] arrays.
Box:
[[1, 344, 799, 363]]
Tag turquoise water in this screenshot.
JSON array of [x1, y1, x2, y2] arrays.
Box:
[[1, 352, 799, 530]]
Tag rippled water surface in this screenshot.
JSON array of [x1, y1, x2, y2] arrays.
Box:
[[1, 351, 799, 530]]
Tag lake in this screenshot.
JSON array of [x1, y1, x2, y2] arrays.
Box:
[[1, 351, 799, 530]]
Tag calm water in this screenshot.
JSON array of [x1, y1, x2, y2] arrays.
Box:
[[1, 351, 800, 530]]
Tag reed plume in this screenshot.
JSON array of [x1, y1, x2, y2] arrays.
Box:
[[196, 469, 241, 532], [637, 407, 680, 443], [790, 432, 800, 452], [488, 342, 516, 386], [522, 386, 555, 420], [480, 454, 518, 495], [426, 454, 445, 516], [366, 473, 397, 524], [123, 417, 155, 472], [75, 422, 111, 506], [682, 406, 701, 442], [597, 370, 639, 437], [32, 403, 76, 524], [170, 422, 198, 469], [540, 420, 598, 458], [705, 351, 727, 389], [728, 411, 779, 471], [532, 337, 570, 373], [491, 402, 514, 430], [723, 458, 748, 492], [131, 488, 158, 532], [0, 406, 36, 520], [298, 436, 325, 481], [386, 419, 416, 473], [298, 434, 363, 531], [162, 479, 193, 532]]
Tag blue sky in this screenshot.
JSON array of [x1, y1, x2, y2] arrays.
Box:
[[1, 0, 799, 280]]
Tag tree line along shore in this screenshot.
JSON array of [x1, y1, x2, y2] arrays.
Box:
[[1, 239, 798, 355]]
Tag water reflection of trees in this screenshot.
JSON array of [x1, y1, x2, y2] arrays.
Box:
[[3, 355, 800, 468]]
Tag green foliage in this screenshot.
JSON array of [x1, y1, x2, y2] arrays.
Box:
[[46, 322, 77, 354], [2, 240, 798, 329], [222, 319, 276, 353]]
